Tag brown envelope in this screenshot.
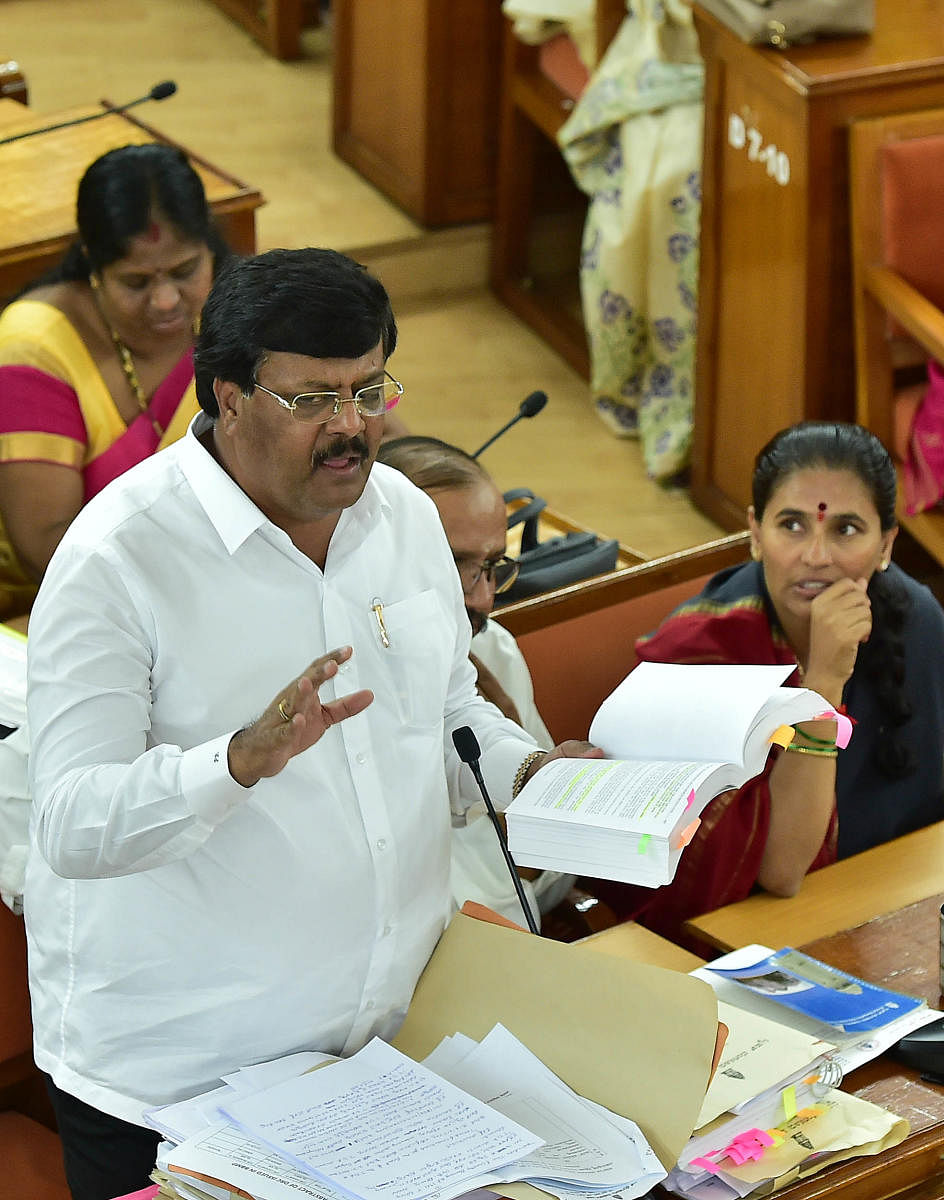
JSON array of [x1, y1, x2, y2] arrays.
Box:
[[393, 912, 719, 1173]]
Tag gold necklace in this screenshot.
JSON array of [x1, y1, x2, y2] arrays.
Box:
[[90, 277, 164, 439]]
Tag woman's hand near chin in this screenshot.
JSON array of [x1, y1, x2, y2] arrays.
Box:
[[803, 577, 871, 707]]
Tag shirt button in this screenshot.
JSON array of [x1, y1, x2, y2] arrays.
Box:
[[376, 838, 387, 851], [383, 924, 393, 938], [356, 753, 367, 765], [365, 999, 375, 1010]]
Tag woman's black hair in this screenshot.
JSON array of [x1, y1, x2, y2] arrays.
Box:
[[21, 143, 228, 292], [753, 421, 913, 779]]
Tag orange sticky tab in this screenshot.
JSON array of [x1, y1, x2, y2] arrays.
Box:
[[674, 818, 701, 850], [769, 724, 795, 748]]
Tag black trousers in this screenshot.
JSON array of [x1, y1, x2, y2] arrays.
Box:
[[43, 1074, 162, 1200]]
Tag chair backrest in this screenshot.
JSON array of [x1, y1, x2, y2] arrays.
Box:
[[497, 532, 750, 743], [850, 106, 944, 450], [0, 902, 31, 1073]]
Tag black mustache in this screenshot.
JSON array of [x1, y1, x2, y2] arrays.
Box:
[[311, 436, 370, 467]]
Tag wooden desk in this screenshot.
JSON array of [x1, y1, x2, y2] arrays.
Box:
[[0, 100, 263, 302], [685, 821, 944, 955], [754, 904, 944, 1200], [691, 0, 944, 529], [578, 920, 704, 973]]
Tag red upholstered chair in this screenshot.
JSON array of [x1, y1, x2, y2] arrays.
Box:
[[849, 108, 944, 564], [0, 902, 71, 1198]]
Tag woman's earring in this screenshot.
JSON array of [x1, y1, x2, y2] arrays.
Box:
[[89, 273, 101, 292], [750, 544, 761, 562], [880, 560, 890, 571]]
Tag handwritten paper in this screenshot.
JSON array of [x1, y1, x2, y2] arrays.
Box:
[[221, 1038, 543, 1200]]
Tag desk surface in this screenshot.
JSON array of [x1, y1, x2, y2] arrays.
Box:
[[684, 821, 944, 955], [578, 920, 704, 973], [756, 901, 944, 1200], [0, 100, 263, 296]]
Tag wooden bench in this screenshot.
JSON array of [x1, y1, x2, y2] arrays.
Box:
[[497, 532, 751, 743]]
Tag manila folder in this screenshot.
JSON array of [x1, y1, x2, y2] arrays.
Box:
[[393, 913, 718, 1173]]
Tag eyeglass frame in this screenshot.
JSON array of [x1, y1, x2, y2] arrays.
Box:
[[452, 553, 519, 595], [250, 370, 403, 423]]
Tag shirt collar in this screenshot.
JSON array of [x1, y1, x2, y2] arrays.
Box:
[[178, 413, 392, 557]]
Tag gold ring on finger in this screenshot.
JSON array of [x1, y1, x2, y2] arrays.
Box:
[[278, 699, 293, 723]]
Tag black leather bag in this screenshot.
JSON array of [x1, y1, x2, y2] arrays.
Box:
[[495, 489, 620, 606]]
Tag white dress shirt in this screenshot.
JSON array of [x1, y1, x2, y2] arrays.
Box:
[[24, 415, 536, 1125]]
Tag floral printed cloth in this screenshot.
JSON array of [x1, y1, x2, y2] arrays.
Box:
[[559, 0, 704, 480]]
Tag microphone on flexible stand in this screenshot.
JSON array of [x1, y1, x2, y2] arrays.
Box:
[[0, 81, 179, 147], [472, 390, 548, 459], [452, 725, 540, 935]]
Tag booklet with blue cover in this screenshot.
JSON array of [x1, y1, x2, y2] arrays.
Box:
[[705, 947, 924, 1033]]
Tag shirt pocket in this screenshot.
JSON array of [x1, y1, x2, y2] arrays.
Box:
[[378, 590, 453, 730]]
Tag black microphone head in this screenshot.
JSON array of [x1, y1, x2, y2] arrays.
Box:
[[149, 81, 177, 101], [519, 391, 548, 418], [452, 726, 481, 765]]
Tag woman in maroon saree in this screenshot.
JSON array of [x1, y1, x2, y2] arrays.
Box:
[[594, 423, 944, 953]]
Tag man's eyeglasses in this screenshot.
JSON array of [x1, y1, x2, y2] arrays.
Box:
[[453, 554, 519, 595], [252, 371, 403, 423]]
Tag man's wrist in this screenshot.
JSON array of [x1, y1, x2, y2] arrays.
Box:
[[512, 750, 547, 799]]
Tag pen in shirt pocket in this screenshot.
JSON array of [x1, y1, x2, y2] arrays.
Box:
[[371, 596, 390, 648]]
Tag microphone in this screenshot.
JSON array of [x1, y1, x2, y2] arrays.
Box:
[[452, 726, 540, 935], [0, 81, 179, 147], [472, 390, 548, 458]]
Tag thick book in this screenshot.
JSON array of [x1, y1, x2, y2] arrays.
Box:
[[505, 663, 849, 888]]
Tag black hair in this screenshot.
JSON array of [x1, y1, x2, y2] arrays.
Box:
[[377, 436, 488, 491], [21, 143, 228, 292], [194, 248, 397, 416], [753, 422, 913, 779]]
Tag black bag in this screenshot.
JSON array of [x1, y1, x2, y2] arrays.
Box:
[[495, 489, 620, 606]]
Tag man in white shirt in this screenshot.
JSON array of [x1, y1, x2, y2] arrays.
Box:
[[376, 436, 573, 927], [24, 249, 596, 1200]]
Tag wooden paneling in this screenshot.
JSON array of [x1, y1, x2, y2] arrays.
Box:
[[332, 0, 503, 226], [691, 0, 944, 529]]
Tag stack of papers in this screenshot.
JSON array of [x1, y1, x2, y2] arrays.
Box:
[[506, 663, 851, 888], [657, 945, 939, 1199], [152, 1026, 664, 1200]]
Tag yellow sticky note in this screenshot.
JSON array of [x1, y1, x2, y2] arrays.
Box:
[[769, 725, 795, 749], [781, 1085, 797, 1119]]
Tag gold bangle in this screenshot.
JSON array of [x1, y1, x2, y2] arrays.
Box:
[[784, 743, 837, 759], [512, 750, 547, 798]]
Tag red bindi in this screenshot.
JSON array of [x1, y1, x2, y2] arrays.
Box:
[[817, 502, 827, 522], [145, 221, 161, 242]]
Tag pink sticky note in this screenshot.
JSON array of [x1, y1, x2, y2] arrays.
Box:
[[685, 788, 696, 809], [816, 709, 853, 749], [691, 1157, 721, 1175], [674, 818, 701, 850]]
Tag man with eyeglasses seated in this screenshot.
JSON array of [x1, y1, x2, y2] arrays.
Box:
[[378, 436, 575, 930], [23, 249, 602, 1200]]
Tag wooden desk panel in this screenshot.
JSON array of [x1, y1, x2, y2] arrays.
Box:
[[0, 100, 263, 301], [691, 0, 944, 529], [684, 821, 944, 954], [578, 920, 704, 972]]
